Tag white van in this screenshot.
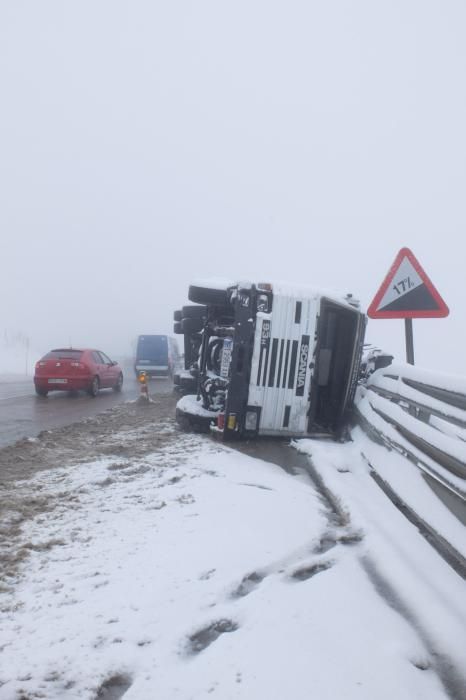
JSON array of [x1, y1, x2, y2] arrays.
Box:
[[176, 280, 367, 440]]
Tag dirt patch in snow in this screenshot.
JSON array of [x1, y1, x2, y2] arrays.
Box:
[[0, 395, 179, 483], [0, 394, 180, 587]]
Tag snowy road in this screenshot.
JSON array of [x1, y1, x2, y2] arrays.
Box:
[[0, 395, 465, 699], [0, 374, 173, 450]]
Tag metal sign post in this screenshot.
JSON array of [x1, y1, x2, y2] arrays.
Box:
[[405, 318, 414, 365], [368, 248, 449, 365]]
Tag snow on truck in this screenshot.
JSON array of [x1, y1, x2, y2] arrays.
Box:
[[173, 279, 368, 440]]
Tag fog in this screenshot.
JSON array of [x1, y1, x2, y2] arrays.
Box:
[[1, 1, 465, 373]]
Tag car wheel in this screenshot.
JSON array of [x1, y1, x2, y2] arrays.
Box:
[[173, 309, 182, 321], [113, 373, 123, 392], [188, 285, 231, 306], [35, 387, 48, 397], [88, 376, 100, 397], [173, 321, 183, 334]]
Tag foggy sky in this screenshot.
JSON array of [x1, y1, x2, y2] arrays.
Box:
[[1, 1, 465, 373]]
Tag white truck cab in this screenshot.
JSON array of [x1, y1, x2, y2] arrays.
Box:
[[176, 280, 367, 440]]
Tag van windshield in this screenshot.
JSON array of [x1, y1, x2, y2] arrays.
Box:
[[136, 336, 168, 363]]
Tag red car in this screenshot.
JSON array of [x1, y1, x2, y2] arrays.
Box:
[[34, 348, 123, 397]]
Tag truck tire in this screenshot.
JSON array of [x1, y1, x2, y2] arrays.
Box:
[[176, 404, 213, 433], [188, 285, 231, 306], [181, 317, 204, 334], [180, 375, 198, 394], [182, 304, 208, 319]]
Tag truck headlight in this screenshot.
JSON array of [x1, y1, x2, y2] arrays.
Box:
[[245, 411, 258, 431]]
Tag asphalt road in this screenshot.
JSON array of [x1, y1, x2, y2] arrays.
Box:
[[0, 373, 174, 448]]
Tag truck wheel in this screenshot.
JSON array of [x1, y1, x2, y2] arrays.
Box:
[[181, 317, 204, 334], [188, 285, 231, 306], [182, 304, 208, 319], [180, 375, 198, 394], [176, 405, 213, 433]]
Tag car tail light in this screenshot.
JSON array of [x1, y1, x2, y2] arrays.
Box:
[[36, 361, 47, 368], [70, 362, 85, 368], [217, 413, 225, 431]]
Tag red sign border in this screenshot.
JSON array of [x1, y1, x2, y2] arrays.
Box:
[[368, 247, 449, 319]]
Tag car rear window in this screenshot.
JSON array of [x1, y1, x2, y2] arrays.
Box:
[[43, 350, 84, 361]]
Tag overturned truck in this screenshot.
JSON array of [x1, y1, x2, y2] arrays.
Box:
[[174, 280, 367, 440]]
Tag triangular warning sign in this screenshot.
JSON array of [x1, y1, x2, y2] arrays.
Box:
[[368, 248, 449, 319]]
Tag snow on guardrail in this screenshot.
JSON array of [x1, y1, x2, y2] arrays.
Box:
[[375, 363, 466, 409], [355, 363, 466, 497]]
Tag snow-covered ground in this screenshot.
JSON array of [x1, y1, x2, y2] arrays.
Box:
[[1, 406, 465, 700]]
